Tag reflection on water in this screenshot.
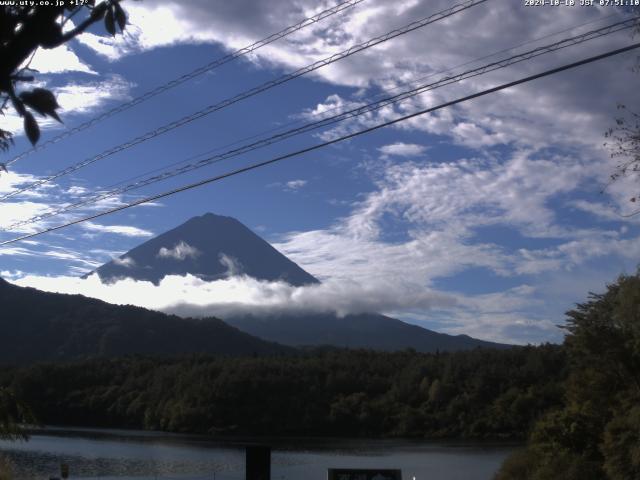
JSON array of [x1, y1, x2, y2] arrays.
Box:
[[0, 427, 516, 480]]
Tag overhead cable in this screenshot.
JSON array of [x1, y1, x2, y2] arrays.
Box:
[[2, 41, 638, 246], [4, 0, 366, 167], [5, 16, 636, 230], [0, 0, 488, 201]]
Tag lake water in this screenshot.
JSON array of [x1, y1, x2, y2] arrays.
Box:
[[0, 427, 516, 480]]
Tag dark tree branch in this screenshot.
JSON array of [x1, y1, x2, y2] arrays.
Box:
[[0, 0, 126, 147], [55, 2, 111, 47]]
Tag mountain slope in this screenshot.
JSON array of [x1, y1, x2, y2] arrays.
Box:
[[0, 278, 289, 364], [89, 213, 319, 286], [225, 312, 508, 352], [88, 212, 510, 353]]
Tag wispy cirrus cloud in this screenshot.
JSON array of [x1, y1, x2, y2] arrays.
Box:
[[273, 146, 640, 343], [82, 221, 153, 238]]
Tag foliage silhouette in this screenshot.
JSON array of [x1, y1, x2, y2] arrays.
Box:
[[496, 273, 640, 479], [0, 0, 127, 151]]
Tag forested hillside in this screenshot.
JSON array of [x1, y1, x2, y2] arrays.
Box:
[[0, 278, 289, 362], [0, 345, 565, 439]]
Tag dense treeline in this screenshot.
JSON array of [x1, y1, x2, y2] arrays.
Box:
[[496, 273, 640, 480], [0, 345, 565, 439]]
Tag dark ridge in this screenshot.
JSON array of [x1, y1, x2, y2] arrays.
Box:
[[0, 279, 291, 365]]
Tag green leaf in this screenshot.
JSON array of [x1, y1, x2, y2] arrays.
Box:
[[114, 2, 127, 32], [20, 88, 62, 123], [24, 112, 40, 146], [105, 8, 116, 36]]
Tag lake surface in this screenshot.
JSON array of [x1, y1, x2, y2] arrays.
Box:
[[0, 427, 516, 480]]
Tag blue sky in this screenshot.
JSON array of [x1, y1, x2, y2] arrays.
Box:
[[1, 0, 639, 344]]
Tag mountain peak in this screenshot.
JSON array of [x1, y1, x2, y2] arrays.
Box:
[[83, 213, 509, 353], [193, 212, 236, 223], [89, 213, 319, 286]]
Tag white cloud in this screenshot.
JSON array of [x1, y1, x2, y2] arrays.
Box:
[[268, 179, 309, 192], [158, 241, 201, 260], [378, 142, 428, 158], [54, 75, 133, 116], [1, 270, 24, 279], [62, 1, 637, 232], [276, 149, 595, 282], [218, 253, 243, 277], [10, 270, 564, 343], [0, 167, 158, 270], [436, 310, 560, 345], [286, 179, 307, 190], [0, 240, 102, 270], [0, 246, 39, 257], [74, 32, 126, 62], [65, 0, 636, 168], [66, 186, 89, 196], [82, 221, 153, 237], [270, 146, 640, 343], [0, 171, 60, 234], [3, 76, 133, 137], [0, 199, 54, 232], [81, 1, 635, 117], [28, 45, 96, 75], [75, 1, 271, 61], [40, 249, 101, 268], [5, 145, 627, 343], [113, 256, 136, 268], [3, 1, 637, 346], [300, 94, 362, 120], [13, 272, 454, 321], [450, 122, 507, 149]]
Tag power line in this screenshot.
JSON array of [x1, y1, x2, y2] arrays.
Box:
[[76, 11, 626, 194], [5, 16, 636, 231], [4, 0, 366, 167], [23, 10, 627, 208], [0, 0, 488, 201], [2, 42, 638, 246]]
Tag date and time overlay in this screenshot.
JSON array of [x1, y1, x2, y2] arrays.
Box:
[[525, 0, 639, 6], [2, 0, 638, 8]]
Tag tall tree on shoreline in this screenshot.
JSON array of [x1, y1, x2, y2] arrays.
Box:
[[496, 272, 640, 480]]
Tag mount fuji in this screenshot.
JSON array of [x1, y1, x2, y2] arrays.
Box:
[[88, 213, 508, 352]]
